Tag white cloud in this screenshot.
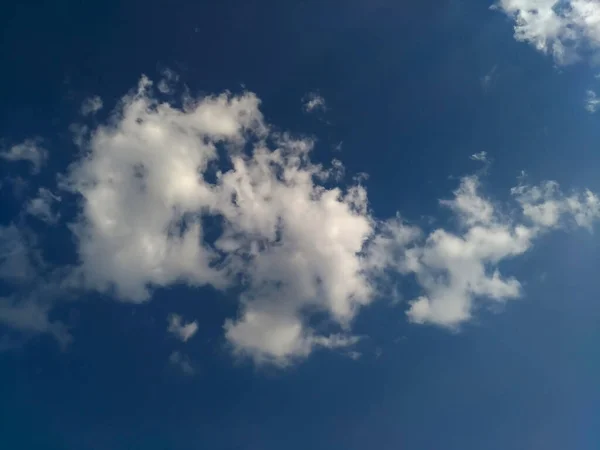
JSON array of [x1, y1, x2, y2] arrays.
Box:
[[511, 179, 600, 230], [63, 75, 264, 301], [61, 76, 371, 365], [167, 314, 198, 342], [169, 351, 195, 375], [585, 89, 600, 112], [494, 0, 600, 64], [6, 74, 599, 365], [25, 188, 61, 224], [0, 139, 48, 174], [303, 93, 326, 112], [369, 175, 600, 328], [470, 151, 489, 162], [80, 96, 103, 116]]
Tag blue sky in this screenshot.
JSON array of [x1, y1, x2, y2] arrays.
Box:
[[2, 1, 600, 449]]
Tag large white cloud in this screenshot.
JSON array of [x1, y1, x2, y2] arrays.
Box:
[[2, 73, 599, 365], [62, 76, 373, 365], [494, 0, 600, 64], [369, 175, 600, 328]]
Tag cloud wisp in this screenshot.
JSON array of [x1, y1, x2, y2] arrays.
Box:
[[0, 139, 48, 174]]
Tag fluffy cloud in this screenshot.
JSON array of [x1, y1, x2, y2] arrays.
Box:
[[3, 73, 599, 366], [61, 76, 370, 365], [369, 175, 600, 328], [63, 76, 264, 301], [494, 0, 600, 64], [0, 139, 48, 174], [167, 314, 198, 342], [80, 96, 103, 116]]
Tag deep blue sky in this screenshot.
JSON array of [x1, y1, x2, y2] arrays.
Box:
[[1, 1, 600, 449]]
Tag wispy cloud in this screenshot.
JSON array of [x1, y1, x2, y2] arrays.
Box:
[[169, 351, 195, 375], [0, 139, 48, 174], [167, 314, 198, 342], [303, 92, 326, 112], [585, 89, 600, 112], [80, 96, 103, 116]]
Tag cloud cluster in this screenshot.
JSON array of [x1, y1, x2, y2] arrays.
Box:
[[368, 175, 600, 328], [2, 74, 599, 366], [494, 0, 600, 64]]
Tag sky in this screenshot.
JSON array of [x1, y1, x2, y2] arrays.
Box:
[[1, 0, 600, 449]]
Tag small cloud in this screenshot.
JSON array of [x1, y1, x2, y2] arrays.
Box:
[[25, 188, 61, 224], [169, 351, 195, 375], [157, 68, 179, 94], [346, 350, 362, 360], [481, 65, 498, 91], [470, 151, 488, 162], [80, 96, 103, 116], [167, 314, 198, 342], [303, 92, 326, 113], [585, 90, 600, 113], [0, 139, 48, 174]]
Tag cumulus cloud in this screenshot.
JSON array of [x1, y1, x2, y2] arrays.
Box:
[[80, 96, 103, 116], [0, 139, 48, 174], [585, 89, 600, 112], [25, 188, 61, 224], [4, 73, 599, 366], [494, 0, 600, 64], [303, 93, 326, 112], [60, 75, 370, 365], [369, 175, 600, 328], [167, 314, 198, 342]]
